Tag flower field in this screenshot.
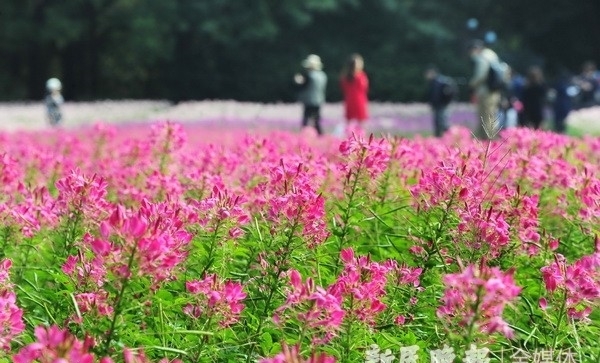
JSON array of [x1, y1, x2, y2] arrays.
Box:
[[0, 101, 478, 134], [0, 121, 599, 363]]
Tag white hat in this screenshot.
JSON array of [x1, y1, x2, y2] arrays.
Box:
[[46, 78, 62, 91], [302, 54, 323, 70]]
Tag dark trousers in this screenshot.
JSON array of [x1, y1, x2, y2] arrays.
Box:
[[302, 105, 323, 135], [432, 106, 449, 137]]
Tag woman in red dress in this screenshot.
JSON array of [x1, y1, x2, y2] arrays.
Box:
[[340, 54, 369, 125]]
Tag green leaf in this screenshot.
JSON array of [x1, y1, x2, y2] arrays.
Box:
[[260, 332, 273, 354]]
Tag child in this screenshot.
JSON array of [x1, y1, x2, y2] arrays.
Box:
[[45, 78, 64, 126]]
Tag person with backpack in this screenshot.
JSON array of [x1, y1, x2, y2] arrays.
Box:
[[468, 40, 503, 139], [424, 66, 456, 137], [294, 54, 328, 135]]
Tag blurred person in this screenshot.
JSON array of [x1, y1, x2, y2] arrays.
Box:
[[294, 54, 327, 136], [521, 66, 547, 130], [468, 40, 502, 139], [574, 61, 599, 109], [45, 78, 64, 126], [508, 70, 525, 126], [340, 54, 369, 131], [497, 66, 517, 130], [424, 65, 456, 137], [548, 69, 576, 134]]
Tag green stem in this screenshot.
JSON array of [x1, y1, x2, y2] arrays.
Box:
[[159, 131, 172, 175], [245, 220, 300, 362], [464, 286, 484, 348], [64, 210, 82, 254], [0, 227, 11, 259], [196, 314, 213, 358], [427, 192, 456, 274], [103, 242, 138, 354], [335, 151, 366, 273], [16, 240, 34, 284], [341, 296, 355, 361], [200, 220, 223, 277], [552, 289, 568, 349]]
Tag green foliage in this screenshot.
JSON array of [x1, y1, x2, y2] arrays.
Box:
[[1, 0, 598, 101]]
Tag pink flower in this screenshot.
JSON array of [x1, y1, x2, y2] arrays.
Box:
[[437, 263, 521, 338], [274, 270, 345, 343], [541, 252, 600, 320], [260, 343, 336, 363], [539, 297, 548, 310], [0, 259, 25, 350], [327, 249, 395, 325], [185, 274, 246, 327], [12, 326, 96, 363], [395, 315, 406, 326]]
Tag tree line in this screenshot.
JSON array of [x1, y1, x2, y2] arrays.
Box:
[[1, 0, 599, 102]]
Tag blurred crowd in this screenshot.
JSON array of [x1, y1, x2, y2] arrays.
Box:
[[43, 46, 599, 140], [427, 41, 600, 138], [292, 42, 600, 138]]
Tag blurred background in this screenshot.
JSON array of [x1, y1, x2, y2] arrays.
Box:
[[1, 0, 599, 103]]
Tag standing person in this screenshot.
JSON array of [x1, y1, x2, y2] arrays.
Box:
[[550, 69, 575, 134], [294, 54, 327, 135], [521, 66, 547, 130], [340, 54, 369, 130], [574, 61, 599, 109], [507, 68, 525, 128], [468, 40, 502, 139], [45, 78, 64, 126], [424, 66, 456, 137]]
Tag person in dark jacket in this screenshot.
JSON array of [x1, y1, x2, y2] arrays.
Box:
[[550, 70, 576, 134], [294, 54, 328, 135], [424, 66, 454, 137], [521, 66, 547, 130]]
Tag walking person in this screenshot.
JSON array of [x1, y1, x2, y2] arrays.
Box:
[[424, 66, 456, 137], [294, 54, 327, 135], [340, 54, 369, 132], [521, 66, 547, 130], [45, 78, 64, 126], [468, 40, 503, 139]]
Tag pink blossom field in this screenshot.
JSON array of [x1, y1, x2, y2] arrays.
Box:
[[0, 104, 599, 362], [0, 101, 478, 135]]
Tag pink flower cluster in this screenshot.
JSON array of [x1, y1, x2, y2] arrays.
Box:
[[191, 185, 250, 239], [13, 326, 98, 363], [55, 168, 111, 224], [274, 270, 345, 343], [274, 251, 422, 343], [0, 259, 25, 350], [62, 201, 192, 319], [437, 263, 521, 338], [540, 251, 600, 320], [12, 325, 181, 363], [184, 274, 247, 327], [260, 343, 336, 363], [338, 133, 391, 179], [410, 150, 544, 258], [328, 249, 397, 325], [10, 186, 59, 237], [252, 159, 329, 248]]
